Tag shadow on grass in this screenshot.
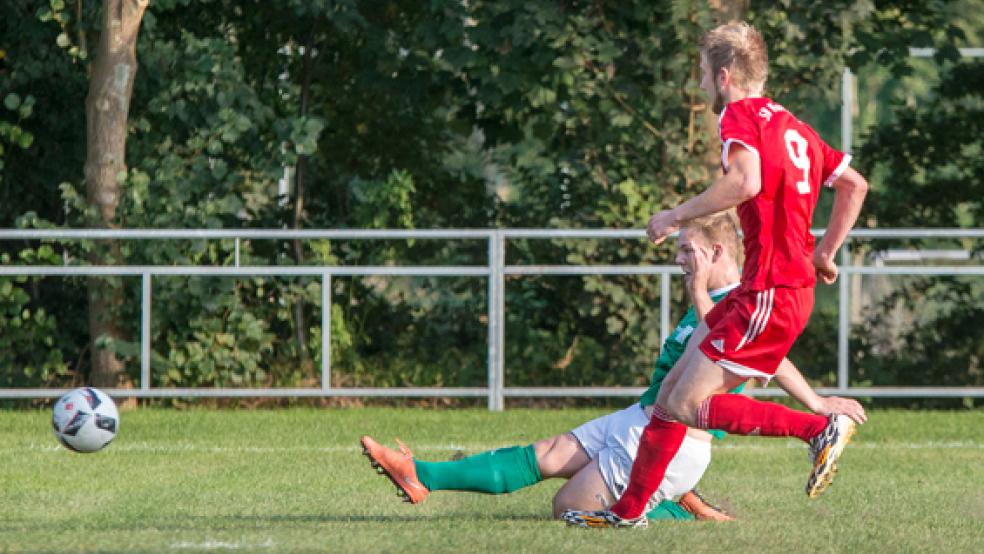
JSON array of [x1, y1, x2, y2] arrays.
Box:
[[212, 512, 555, 524], [0, 513, 554, 534]]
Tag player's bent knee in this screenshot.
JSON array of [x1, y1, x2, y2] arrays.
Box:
[[551, 459, 614, 518], [551, 486, 595, 519], [551, 481, 585, 519], [532, 436, 562, 475], [551, 491, 567, 519], [531, 436, 555, 459], [533, 433, 586, 479], [663, 393, 699, 427]]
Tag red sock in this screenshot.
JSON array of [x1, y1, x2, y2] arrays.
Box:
[[609, 407, 687, 519], [697, 393, 827, 442]]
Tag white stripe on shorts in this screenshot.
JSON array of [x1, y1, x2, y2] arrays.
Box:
[[736, 290, 763, 351], [736, 288, 773, 351], [750, 288, 774, 343]]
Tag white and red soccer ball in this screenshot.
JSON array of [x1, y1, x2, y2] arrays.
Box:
[[52, 387, 119, 453]]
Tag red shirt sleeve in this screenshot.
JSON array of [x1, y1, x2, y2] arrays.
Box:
[[817, 138, 852, 187], [718, 103, 762, 172]]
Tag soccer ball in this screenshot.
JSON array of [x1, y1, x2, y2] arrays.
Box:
[[52, 387, 119, 453]]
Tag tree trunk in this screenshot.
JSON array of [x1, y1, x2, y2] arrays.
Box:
[[84, 0, 148, 391]]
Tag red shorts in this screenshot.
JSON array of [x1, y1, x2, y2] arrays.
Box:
[[698, 286, 814, 383]]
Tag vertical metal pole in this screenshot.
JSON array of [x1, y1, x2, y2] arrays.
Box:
[[486, 234, 496, 410], [140, 272, 152, 390], [234, 238, 241, 267], [837, 239, 851, 391], [495, 233, 505, 411], [841, 68, 854, 154], [321, 272, 331, 392], [660, 271, 671, 346], [837, 67, 854, 393], [487, 232, 505, 411]]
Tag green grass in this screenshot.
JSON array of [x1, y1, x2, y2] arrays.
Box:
[[1, 408, 983, 553]]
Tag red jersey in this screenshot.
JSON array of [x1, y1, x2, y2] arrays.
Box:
[[718, 97, 851, 291]]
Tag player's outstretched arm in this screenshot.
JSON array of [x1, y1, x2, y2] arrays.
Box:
[[647, 147, 761, 244], [814, 167, 868, 285], [772, 358, 867, 424]]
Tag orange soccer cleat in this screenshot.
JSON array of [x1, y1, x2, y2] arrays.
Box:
[[360, 435, 430, 504], [677, 489, 735, 521]]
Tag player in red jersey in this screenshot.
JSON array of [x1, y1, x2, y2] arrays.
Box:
[[563, 22, 869, 528]]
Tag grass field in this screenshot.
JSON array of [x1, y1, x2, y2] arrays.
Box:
[[2, 407, 983, 553]]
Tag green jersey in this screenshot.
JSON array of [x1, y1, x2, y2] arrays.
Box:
[[638, 283, 743, 440]]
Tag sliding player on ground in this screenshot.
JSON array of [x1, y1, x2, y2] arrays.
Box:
[[361, 214, 866, 521]]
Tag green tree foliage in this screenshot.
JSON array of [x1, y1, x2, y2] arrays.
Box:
[[855, 53, 984, 403], [0, 1, 981, 401], [751, 1, 978, 397], [0, 1, 88, 386]]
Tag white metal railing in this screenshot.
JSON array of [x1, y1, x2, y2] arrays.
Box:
[[1, 228, 983, 408]]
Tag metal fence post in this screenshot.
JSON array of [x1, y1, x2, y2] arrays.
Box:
[[660, 270, 671, 346], [487, 231, 505, 411], [141, 272, 152, 390], [841, 68, 854, 154], [837, 239, 851, 391], [322, 272, 332, 392]]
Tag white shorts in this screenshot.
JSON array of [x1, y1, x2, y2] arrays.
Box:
[[570, 403, 712, 509]]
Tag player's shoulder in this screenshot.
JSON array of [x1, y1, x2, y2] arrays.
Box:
[[747, 97, 798, 126], [755, 100, 830, 145], [720, 99, 753, 125], [721, 97, 788, 132], [755, 99, 820, 133], [722, 96, 772, 115]]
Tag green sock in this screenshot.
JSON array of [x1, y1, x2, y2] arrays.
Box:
[[414, 444, 543, 494], [645, 500, 695, 521]]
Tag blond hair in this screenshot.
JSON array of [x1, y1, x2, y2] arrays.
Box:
[[699, 22, 768, 94], [683, 211, 743, 264]]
